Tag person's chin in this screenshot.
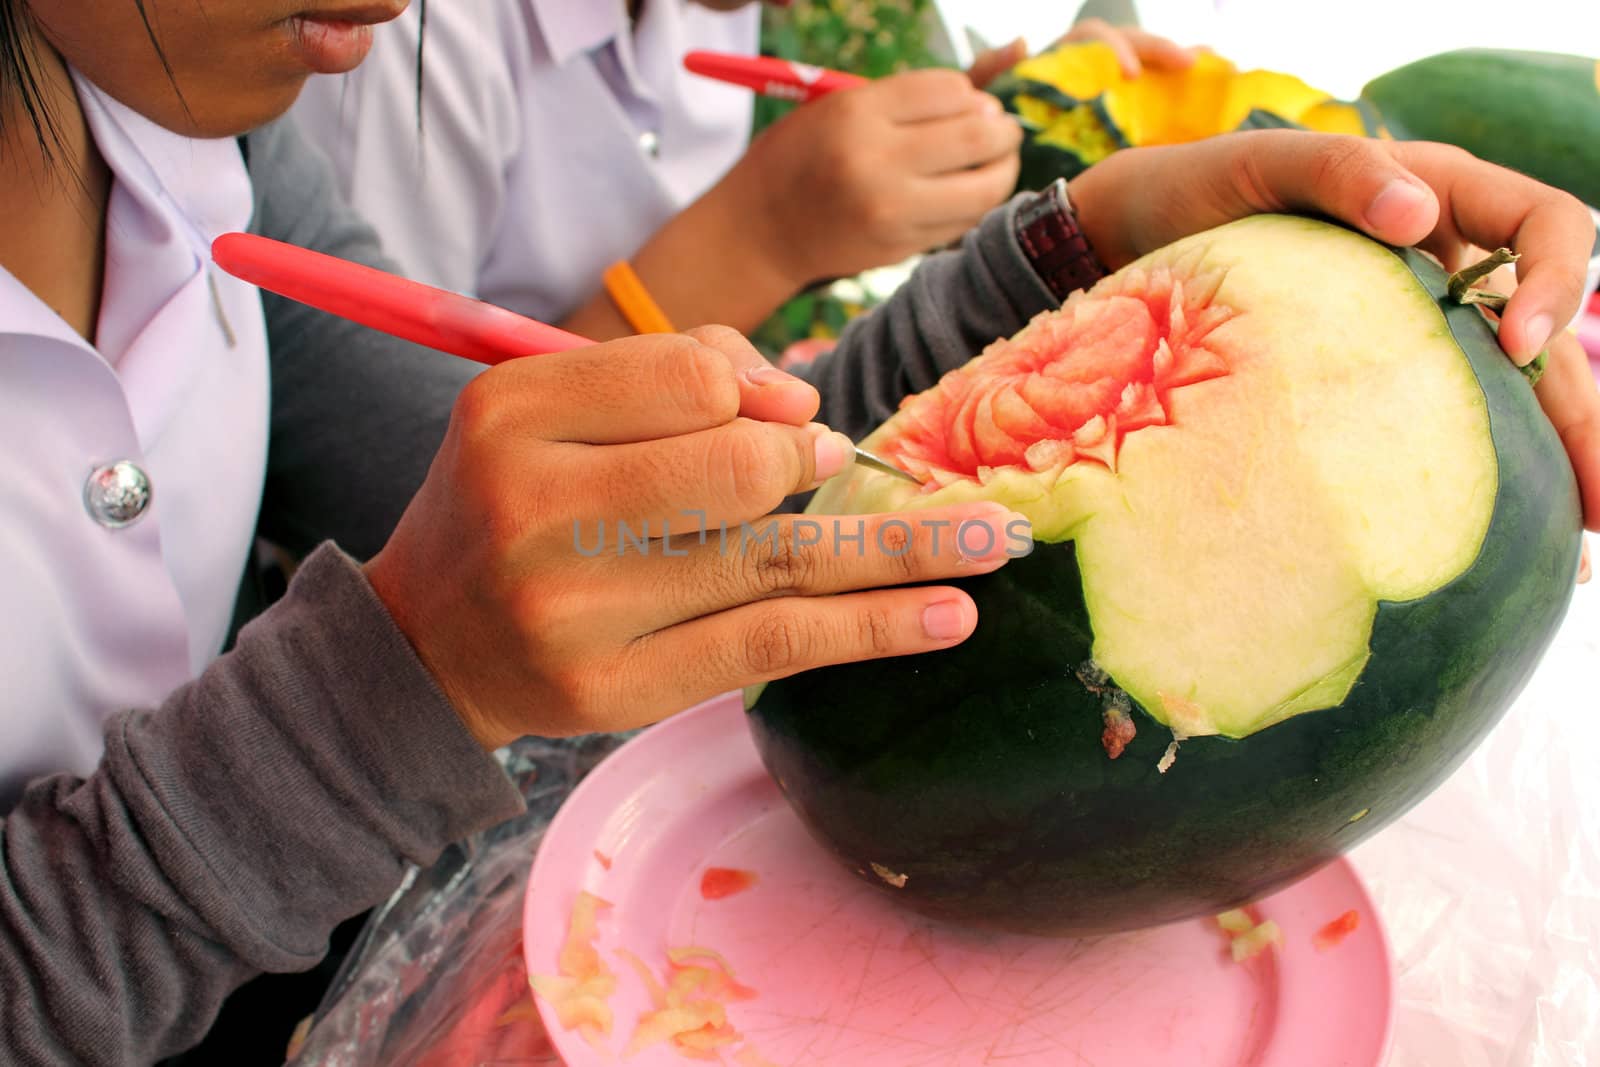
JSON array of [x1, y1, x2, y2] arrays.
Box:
[[146, 80, 311, 140]]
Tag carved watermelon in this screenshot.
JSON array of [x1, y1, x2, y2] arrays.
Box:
[[748, 215, 1582, 935]]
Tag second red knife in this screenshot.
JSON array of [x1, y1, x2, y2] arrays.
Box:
[[684, 50, 866, 103]]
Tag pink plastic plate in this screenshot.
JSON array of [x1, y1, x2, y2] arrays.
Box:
[[525, 693, 1394, 1067]]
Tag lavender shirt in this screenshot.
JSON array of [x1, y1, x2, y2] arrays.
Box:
[[0, 76, 269, 806], [290, 0, 760, 320]]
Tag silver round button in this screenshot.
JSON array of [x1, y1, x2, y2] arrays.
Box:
[[84, 461, 152, 528], [638, 130, 660, 158]]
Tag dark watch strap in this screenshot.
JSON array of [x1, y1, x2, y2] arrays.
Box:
[[1014, 178, 1109, 302]]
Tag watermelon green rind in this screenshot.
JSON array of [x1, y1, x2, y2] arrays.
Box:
[[1233, 107, 1302, 132], [991, 76, 1127, 190], [1014, 134, 1091, 190], [997, 76, 1091, 113], [747, 235, 1581, 936], [1362, 49, 1600, 208]]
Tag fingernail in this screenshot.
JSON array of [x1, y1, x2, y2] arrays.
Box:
[[812, 428, 854, 482], [955, 511, 1021, 562], [1579, 543, 1592, 585], [1364, 179, 1430, 234], [1524, 313, 1554, 359], [921, 599, 970, 641], [744, 363, 800, 387]]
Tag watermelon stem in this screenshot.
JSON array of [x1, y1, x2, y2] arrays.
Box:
[[1446, 248, 1545, 385], [1446, 247, 1518, 305], [1456, 289, 1508, 312], [1520, 350, 1549, 387]]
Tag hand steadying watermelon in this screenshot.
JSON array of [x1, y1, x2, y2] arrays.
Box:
[[748, 215, 1583, 936]]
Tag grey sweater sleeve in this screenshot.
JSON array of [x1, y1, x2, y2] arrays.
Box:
[[802, 195, 1060, 441], [245, 117, 481, 562], [0, 545, 525, 1066]]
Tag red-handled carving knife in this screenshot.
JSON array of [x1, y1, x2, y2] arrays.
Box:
[[210, 232, 921, 484]]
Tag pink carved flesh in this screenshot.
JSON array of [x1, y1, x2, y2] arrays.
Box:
[[883, 266, 1238, 487]]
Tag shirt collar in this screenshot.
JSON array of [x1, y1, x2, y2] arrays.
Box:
[[75, 73, 253, 255], [526, 0, 630, 66], [0, 71, 251, 351]]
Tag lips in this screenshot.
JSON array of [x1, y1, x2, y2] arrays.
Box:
[[294, 1, 408, 25], [285, 0, 406, 74]]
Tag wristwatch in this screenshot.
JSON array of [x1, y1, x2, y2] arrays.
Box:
[[1014, 178, 1109, 302]]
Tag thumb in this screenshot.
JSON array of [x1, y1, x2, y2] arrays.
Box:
[[1222, 132, 1440, 249]]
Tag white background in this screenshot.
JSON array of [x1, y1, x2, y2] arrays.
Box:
[[939, 0, 1600, 98]]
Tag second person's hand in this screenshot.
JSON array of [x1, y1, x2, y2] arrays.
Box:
[[562, 68, 1022, 341], [725, 67, 1023, 287], [967, 19, 1200, 89]]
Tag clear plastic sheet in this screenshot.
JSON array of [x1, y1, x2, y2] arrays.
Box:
[[290, 541, 1599, 1067], [1351, 552, 1599, 1066], [287, 733, 632, 1067]]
